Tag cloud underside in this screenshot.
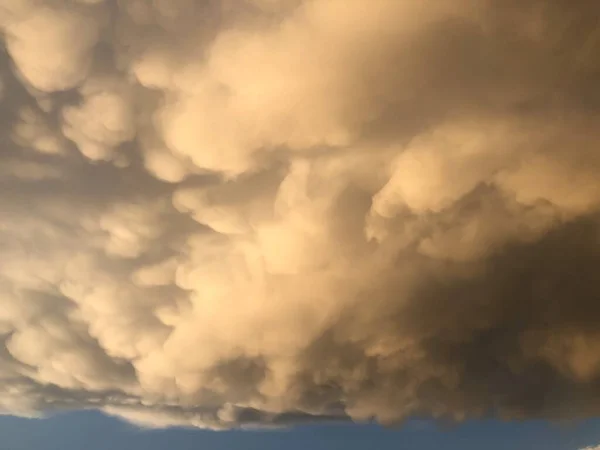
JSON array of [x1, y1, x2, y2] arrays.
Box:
[[1, 0, 600, 429]]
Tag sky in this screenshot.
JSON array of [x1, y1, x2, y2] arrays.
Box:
[[2, 413, 600, 450], [1, 0, 600, 448]]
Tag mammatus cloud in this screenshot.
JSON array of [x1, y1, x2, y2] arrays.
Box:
[[0, 0, 600, 430]]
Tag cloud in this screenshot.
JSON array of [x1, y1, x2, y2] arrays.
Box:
[[0, 0, 600, 430], [3, 2, 105, 92], [62, 75, 136, 161]]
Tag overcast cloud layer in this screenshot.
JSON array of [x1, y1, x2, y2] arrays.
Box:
[[1, 0, 600, 430]]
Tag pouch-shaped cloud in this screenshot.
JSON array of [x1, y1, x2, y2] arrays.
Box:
[[1, 0, 600, 430], [3, 3, 104, 92]]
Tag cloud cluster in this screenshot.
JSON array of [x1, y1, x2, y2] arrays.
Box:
[[0, 0, 600, 429]]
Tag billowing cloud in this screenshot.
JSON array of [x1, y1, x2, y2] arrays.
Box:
[[0, 0, 599, 430], [2, 1, 105, 92]]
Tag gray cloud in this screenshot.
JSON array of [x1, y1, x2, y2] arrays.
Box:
[[0, 0, 599, 429]]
